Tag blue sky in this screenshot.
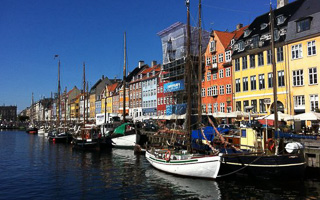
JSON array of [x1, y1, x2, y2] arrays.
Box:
[[0, 0, 286, 112]]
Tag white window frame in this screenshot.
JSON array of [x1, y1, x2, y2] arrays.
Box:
[[294, 95, 305, 109], [310, 94, 319, 111], [206, 57, 211, 65], [218, 53, 224, 63], [291, 44, 303, 59], [293, 69, 304, 86], [226, 84, 231, 94], [226, 68, 231, 77], [220, 103, 225, 112], [309, 67, 318, 85], [219, 69, 224, 78], [219, 85, 225, 95], [307, 41, 316, 56], [213, 86, 217, 96], [225, 51, 231, 62]]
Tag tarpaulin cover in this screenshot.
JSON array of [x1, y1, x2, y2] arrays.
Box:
[[191, 126, 216, 141], [275, 131, 317, 140], [114, 123, 130, 135]]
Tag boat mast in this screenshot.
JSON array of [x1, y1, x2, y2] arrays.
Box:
[[123, 32, 127, 123], [270, 4, 278, 141], [197, 0, 202, 125], [104, 86, 107, 136], [83, 62, 86, 126], [31, 92, 34, 126], [64, 87, 67, 133], [86, 82, 89, 121], [186, 0, 192, 151], [57, 59, 61, 128]]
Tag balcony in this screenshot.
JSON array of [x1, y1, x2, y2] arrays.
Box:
[[223, 62, 232, 67]]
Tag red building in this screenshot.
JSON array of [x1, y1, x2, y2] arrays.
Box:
[[202, 25, 247, 122]]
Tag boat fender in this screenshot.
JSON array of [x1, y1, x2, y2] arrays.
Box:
[[165, 150, 171, 162], [267, 138, 275, 152]]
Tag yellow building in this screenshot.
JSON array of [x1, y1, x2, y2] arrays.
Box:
[[89, 93, 96, 118], [285, 2, 320, 116], [232, 1, 303, 116]]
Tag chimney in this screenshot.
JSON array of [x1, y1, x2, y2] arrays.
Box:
[[151, 60, 157, 66], [138, 60, 145, 68], [277, 0, 288, 9], [236, 23, 243, 30]]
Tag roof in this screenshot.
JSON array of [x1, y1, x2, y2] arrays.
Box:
[[126, 64, 149, 82], [107, 82, 119, 93], [215, 31, 235, 49]]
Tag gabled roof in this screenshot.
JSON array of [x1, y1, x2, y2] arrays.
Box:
[[107, 82, 120, 93], [126, 64, 149, 82], [67, 86, 78, 95], [215, 31, 235, 49]]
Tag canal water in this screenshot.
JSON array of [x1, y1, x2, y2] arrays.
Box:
[[0, 130, 320, 200]]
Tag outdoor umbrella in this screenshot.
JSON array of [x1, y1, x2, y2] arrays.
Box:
[[294, 111, 320, 121]]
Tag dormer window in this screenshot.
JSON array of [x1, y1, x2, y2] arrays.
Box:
[[238, 41, 245, 52], [152, 71, 155, 76], [230, 39, 235, 46], [276, 15, 286, 25], [296, 17, 312, 33], [274, 29, 280, 41], [260, 23, 268, 30], [210, 40, 216, 52], [244, 29, 251, 37], [252, 35, 259, 48]]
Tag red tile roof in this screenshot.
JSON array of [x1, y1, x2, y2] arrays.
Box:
[[107, 83, 119, 92]]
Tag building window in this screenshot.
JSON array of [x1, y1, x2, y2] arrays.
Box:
[[242, 56, 247, 70], [212, 55, 217, 64], [226, 84, 231, 94], [220, 103, 225, 112], [235, 58, 240, 71], [207, 71, 211, 81], [258, 52, 264, 66], [250, 54, 255, 68], [259, 99, 266, 113], [210, 40, 216, 52], [207, 87, 212, 96], [251, 100, 257, 113], [267, 50, 272, 65], [259, 74, 265, 90], [213, 86, 218, 96], [292, 44, 303, 59], [206, 57, 211, 65], [250, 75, 256, 90], [278, 70, 285, 87], [243, 77, 248, 91], [201, 88, 206, 97], [294, 95, 305, 109], [227, 106, 232, 113], [202, 104, 206, 113], [226, 68, 231, 77], [310, 94, 319, 111], [243, 100, 249, 111], [212, 73, 217, 80], [225, 51, 231, 62], [235, 79, 241, 92], [219, 69, 224, 78], [218, 53, 224, 63], [208, 104, 212, 114], [293, 69, 304, 86], [307, 41, 316, 56], [309, 67, 318, 85], [268, 73, 273, 88], [277, 46, 284, 62], [220, 85, 225, 95], [236, 101, 241, 111], [297, 18, 311, 33], [214, 103, 218, 113]]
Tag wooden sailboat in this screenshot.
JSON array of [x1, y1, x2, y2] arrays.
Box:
[[72, 62, 101, 150], [48, 56, 72, 143], [218, 4, 306, 180], [145, 0, 221, 179], [109, 32, 141, 149]]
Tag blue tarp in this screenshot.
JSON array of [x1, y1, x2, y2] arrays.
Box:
[[191, 126, 216, 141], [275, 131, 317, 140]]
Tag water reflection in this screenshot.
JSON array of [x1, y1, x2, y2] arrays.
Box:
[[145, 168, 221, 200], [1, 131, 320, 200]]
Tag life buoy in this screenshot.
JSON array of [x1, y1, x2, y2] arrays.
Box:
[[267, 138, 275, 152], [165, 150, 171, 162]]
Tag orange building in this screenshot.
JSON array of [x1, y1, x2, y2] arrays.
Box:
[[202, 25, 246, 122]]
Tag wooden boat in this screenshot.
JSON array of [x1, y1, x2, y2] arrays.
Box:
[[145, 0, 221, 179]]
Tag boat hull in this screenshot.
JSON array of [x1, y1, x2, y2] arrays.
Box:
[[111, 134, 136, 149], [145, 151, 221, 179], [219, 153, 306, 180]]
